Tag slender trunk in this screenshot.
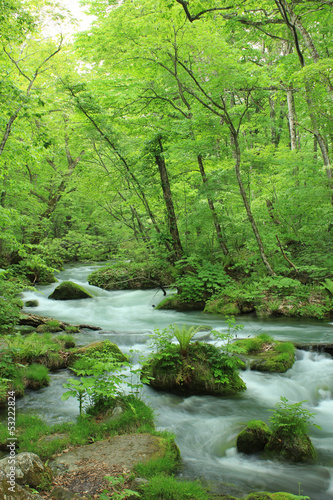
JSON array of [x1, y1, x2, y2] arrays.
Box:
[[197, 154, 229, 255], [231, 133, 276, 276], [286, 86, 298, 151], [154, 137, 183, 263]]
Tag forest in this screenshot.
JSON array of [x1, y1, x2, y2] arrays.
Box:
[[0, 0, 333, 499]]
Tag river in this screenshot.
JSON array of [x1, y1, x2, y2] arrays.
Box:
[[19, 263, 333, 499]]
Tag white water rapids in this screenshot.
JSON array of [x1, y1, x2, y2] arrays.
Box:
[[17, 263, 333, 499]]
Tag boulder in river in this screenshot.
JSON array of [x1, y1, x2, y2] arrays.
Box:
[[49, 281, 93, 301], [236, 420, 272, 454], [141, 342, 246, 396]]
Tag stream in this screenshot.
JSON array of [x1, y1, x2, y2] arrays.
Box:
[[19, 263, 333, 500]]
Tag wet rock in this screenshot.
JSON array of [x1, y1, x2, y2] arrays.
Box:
[[236, 420, 272, 454], [25, 300, 39, 308], [265, 431, 317, 463], [49, 281, 93, 301]]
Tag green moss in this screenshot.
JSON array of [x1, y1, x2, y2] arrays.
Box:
[[68, 340, 128, 367], [156, 295, 204, 311], [265, 432, 316, 463], [88, 261, 173, 291], [232, 335, 295, 373], [141, 342, 246, 396], [48, 281, 93, 300], [134, 433, 181, 478], [204, 297, 241, 316], [236, 420, 272, 454], [24, 363, 50, 390]]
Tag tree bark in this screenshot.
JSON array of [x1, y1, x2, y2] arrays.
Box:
[[153, 136, 184, 263], [197, 154, 229, 255], [231, 133, 276, 276]]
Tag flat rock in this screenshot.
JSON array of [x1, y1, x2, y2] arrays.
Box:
[[50, 434, 162, 475]]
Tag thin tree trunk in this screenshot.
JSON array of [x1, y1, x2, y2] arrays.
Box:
[[231, 133, 276, 276], [286, 86, 298, 151], [154, 137, 183, 263], [197, 154, 229, 255]]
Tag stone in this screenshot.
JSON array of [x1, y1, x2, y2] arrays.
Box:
[[24, 300, 39, 308], [49, 281, 93, 301], [0, 470, 44, 499], [236, 420, 272, 455], [265, 432, 317, 463], [0, 452, 48, 488], [50, 486, 81, 499]]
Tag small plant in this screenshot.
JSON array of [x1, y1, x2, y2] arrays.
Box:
[[269, 397, 321, 438], [171, 324, 205, 356], [99, 475, 139, 500], [62, 377, 96, 415], [321, 278, 333, 295], [212, 316, 244, 352]]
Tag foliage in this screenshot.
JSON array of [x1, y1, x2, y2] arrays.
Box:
[[62, 340, 130, 415], [174, 257, 231, 303], [24, 363, 50, 389], [138, 474, 210, 499], [0, 273, 24, 333], [141, 340, 246, 395], [99, 475, 140, 500], [268, 397, 321, 438], [133, 432, 181, 478]]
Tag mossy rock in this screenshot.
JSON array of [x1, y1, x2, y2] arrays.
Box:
[[88, 262, 173, 291], [236, 420, 272, 454], [204, 297, 241, 316], [67, 340, 129, 367], [265, 431, 317, 463], [48, 281, 93, 300], [232, 335, 295, 373], [25, 300, 39, 307], [156, 295, 205, 311], [36, 320, 63, 333], [141, 342, 246, 396]]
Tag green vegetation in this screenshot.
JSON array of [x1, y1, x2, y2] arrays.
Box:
[[0, 332, 76, 404], [141, 324, 246, 395], [231, 334, 296, 373], [237, 398, 320, 464], [48, 280, 93, 300]]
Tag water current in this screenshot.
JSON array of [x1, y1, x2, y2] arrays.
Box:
[[19, 263, 333, 499]]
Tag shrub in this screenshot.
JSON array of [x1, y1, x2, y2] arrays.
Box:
[[269, 397, 320, 438], [174, 256, 231, 303]]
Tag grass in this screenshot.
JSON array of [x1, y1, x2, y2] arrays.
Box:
[[0, 395, 155, 460]]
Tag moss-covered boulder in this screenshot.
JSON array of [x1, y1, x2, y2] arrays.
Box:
[[155, 295, 205, 311], [232, 334, 295, 373], [88, 262, 173, 291], [265, 431, 317, 463], [68, 340, 129, 367], [25, 300, 39, 307], [236, 420, 272, 454], [48, 281, 93, 300], [141, 342, 246, 396]]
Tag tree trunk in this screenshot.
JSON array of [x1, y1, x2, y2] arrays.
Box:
[[231, 133, 276, 276], [197, 154, 229, 255], [154, 137, 184, 263], [286, 86, 298, 151]]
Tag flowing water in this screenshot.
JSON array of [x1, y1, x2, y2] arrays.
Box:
[[19, 263, 333, 499]]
